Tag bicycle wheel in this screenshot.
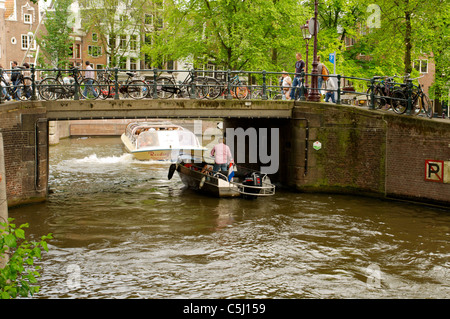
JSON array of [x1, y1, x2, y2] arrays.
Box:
[[144, 80, 155, 98], [373, 87, 387, 109], [20, 77, 32, 100], [185, 79, 205, 99], [0, 85, 7, 100], [234, 84, 249, 100], [391, 90, 407, 114], [367, 86, 384, 109], [80, 78, 100, 100], [421, 94, 433, 118], [269, 89, 284, 100], [97, 80, 112, 99], [156, 77, 175, 99], [39, 77, 60, 101], [127, 80, 149, 100], [202, 77, 221, 100], [252, 89, 263, 100]]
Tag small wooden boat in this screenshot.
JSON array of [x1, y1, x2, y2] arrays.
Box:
[[121, 121, 206, 161], [168, 155, 276, 199]]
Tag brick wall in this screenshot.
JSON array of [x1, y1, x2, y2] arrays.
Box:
[[386, 116, 450, 205], [291, 102, 450, 206], [0, 103, 48, 207]]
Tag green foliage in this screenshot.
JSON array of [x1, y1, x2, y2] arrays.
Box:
[[0, 218, 52, 299], [79, 0, 148, 67], [32, 0, 447, 97], [36, 0, 73, 68], [143, 0, 310, 71]]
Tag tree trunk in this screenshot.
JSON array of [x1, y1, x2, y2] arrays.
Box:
[[404, 10, 412, 76], [272, 48, 278, 66]]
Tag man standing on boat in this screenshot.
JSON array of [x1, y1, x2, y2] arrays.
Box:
[[210, 137, 233, 172]]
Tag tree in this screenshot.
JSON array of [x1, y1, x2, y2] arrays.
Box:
[[425, 0, 450, 102], [143, 0, 310, 71], [36, 0, 73, 68], [358, 0, 444, 77], [79, 0, 147, 67]]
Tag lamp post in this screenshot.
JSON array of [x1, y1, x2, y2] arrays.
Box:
[[301, 22, 311, 89], [307, 0, 320, 102]]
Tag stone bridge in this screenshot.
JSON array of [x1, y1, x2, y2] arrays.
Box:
[[1, 98, 449, 208]]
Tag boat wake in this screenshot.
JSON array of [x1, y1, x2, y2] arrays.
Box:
[[74, 153, 135, 164]]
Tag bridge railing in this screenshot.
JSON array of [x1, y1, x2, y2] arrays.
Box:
[[0, 67, 432, 117]]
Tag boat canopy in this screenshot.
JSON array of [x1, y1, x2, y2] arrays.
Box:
[[136, 128, 202, 150]]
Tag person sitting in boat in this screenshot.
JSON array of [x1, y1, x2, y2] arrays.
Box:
[[138, 132, 156, 147], [210, 137, 233, 172], [201, 164, 213, 175]]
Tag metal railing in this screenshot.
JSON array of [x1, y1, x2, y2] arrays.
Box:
[[0, 66, 435, 118]]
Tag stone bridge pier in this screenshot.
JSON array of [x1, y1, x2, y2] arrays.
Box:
[[0, 105, 48, 207]]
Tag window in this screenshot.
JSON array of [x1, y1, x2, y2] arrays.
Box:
[[345, 37, 355, 47], [119, 35, 127, 50], [92, 33, 98, 42], [145, 14, 153, 25], [21, 34, 35, 50], [207, 63, 215, 77], [75, 44, 81, 59], [167, 59, 174, 70], [88, 45, 102, 58], [130, 35, 138, 51], [414, 59, 428, 73], [130, 58, 137, 70], [24, 14, 32, 24], [109, 36, 116, 49], [119, 57, 127, 70], [156, 16, 164, 29], [21, 34, 29, 50]]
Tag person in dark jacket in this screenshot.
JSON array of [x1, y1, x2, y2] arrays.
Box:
[[290, 53, 305, 100], [10, 61, 22, 100]]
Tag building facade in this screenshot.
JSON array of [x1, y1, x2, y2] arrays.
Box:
[[2, 0, 42, 68]]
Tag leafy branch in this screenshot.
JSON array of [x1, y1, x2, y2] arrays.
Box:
[[0, 218, 52, 299]]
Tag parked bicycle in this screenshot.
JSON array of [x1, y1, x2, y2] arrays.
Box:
[[367, 76, 395, 109], [98, 69, 149, 100], [38, 68, 99, 100], [250, 86, 283, 100], [151, 70, 209, 99], [227, 74, 248, 99], [390, 75, 432, 118], [0, 68, 32, 101]]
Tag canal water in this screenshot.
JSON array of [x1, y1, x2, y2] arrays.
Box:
[[9, 137, 449, 299]]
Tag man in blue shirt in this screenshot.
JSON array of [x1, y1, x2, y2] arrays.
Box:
[[290, 53, 305, 100]]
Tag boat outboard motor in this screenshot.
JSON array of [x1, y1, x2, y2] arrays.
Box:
[[242, 172, 262, 199], [168, 163, 176, 180]]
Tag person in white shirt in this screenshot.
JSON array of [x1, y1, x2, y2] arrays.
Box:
[[325, 77, 337, 103], [83, 61, 98, 98], [281, 71, 292, 100], [0, 65, 11, 101]]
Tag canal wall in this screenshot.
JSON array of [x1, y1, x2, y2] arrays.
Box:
[[289, 103, 450, 206], [0, 103, 48, 207]]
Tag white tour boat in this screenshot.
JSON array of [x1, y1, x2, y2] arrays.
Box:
[[121, 121, 206, 161]]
